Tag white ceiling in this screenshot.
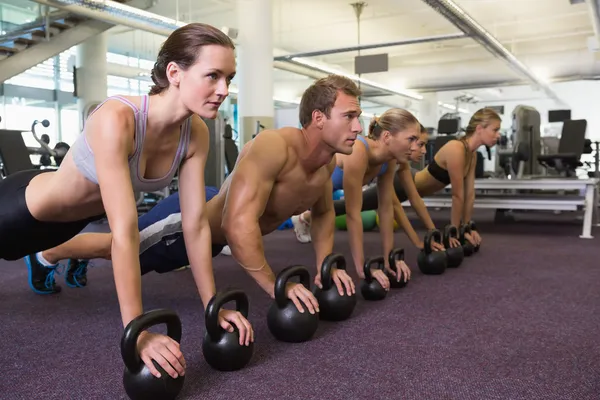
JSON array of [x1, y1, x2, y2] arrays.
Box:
[[104, 0, 598, 104]]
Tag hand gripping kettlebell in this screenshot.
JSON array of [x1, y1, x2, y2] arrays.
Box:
[[386, 248, 407, 288], [360, 256, 388, 301], [312, 253, 357, 321], [121, 309, 185, 400], [202, 289, 254, 372], [468, 220, 480, 252], [417, 229, 447, 275], [459, 223, 475, 257], [443, 224, 464, 268], [267, 265, 319, 343]]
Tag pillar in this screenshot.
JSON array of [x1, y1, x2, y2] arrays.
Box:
[[75, 32, 108, 131], [236, 0, 274, 146], [417, 93, 439, 131]]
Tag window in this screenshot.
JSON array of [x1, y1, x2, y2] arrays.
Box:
[[60, 107, 81, 145], [3, 97, 58, 147]]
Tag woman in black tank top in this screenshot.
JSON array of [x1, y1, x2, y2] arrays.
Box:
[[409, 108, 502, 247]]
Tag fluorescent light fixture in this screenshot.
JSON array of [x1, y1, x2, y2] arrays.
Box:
[[438, 101, 469, 114], [289, 57, 423, 101], [228, 86, 300, 105]]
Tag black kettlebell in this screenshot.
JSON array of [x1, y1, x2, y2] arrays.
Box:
[[417, 229, 447, 275], [267, 265, 319, 343], [468, 220, 480, 252], [386, 248, 407, 288], [202, 289, 254, 372], [360, 256, 388, 301], [443, 225, 464, 268], [121, 309, 185, 400], [459, 223, 475, 257], [312, 253, 357, 321]]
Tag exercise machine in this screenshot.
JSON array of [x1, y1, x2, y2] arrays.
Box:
[[0, 119, 70, 178]]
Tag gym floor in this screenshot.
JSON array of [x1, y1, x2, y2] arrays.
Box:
[[1, 211, 599, 400]]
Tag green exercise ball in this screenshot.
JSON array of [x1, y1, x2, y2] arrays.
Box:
[[361, 210, 377, 231]]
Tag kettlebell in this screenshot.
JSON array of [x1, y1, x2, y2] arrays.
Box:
[[468, 220, 481, 252], [360, 256, 388, 301], [417, 229, 447, 275], [202, 289, 254, 372], [121, 309, 185, 400], [459, 223, 475, 257], [267, 265, 319, 343], [312, 253, 357, 321], [386, 248, 407, 288], [443, 225, 464, 268]]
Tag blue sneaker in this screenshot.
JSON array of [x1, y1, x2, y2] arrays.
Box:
[[65, 259, 88, 288], [25, 255, 62, 295]]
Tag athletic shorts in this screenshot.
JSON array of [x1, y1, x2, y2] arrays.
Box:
[[138, 186, 224, 275], [0, 169, 104, 261]]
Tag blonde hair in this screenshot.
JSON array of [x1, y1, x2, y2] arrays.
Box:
[[464, 108, 501, 137], [367, 108, 419, 140]]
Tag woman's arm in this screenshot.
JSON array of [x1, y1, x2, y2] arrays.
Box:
[[178, 116, 217, 308], [443, 141, 467, 227], [340, 142, 369, 277], [392, 195, 422, 248], [179, 116, 253, 343], [462, 152, 477, 223], [89, 103, 142, 328], [376, 161, 396, 269]]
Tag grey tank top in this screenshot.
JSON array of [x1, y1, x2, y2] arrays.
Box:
[[70, 94, 192, 193]]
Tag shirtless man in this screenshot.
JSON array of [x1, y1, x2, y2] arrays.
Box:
[[37, 74, 363, 315]]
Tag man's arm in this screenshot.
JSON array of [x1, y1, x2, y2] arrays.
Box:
[[444, 141, 467, 227], [178, 116, 216, 308]]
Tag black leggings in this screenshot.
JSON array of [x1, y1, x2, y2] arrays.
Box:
[[0, 169, 104, 261], [333, 168, 417, 215]]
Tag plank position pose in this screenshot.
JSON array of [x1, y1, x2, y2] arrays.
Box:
[[0, 23, 251, 379], [291, 108, 432, 287], [28, 74, 365, 355], [327, 108, 502, 248]]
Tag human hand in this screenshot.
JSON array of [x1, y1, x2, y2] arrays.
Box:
[[137, 331, 185, 379], [217, 309, 255, 346], [285, 282, 320, 314]]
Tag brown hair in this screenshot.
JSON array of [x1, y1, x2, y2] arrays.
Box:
[[464, 108, 501, 137], [367, 108, 419, 140], [149, 23, 235, 95], [299, 74, 362, 128]]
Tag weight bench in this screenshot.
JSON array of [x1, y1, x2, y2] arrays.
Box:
[[0, 129, 35, 177], [538, 119, 587, 177]]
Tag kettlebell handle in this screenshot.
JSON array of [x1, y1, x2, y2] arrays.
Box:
[[387, 248, 404, 273], [468, 220, 477, 232], [121, 309, 182, 373], [205, 289, 249, 340], [459, 223, 472, 241], [423, 229, 442, 254], [443, 225, 458, 248], [320, 253, 346, 291], [363, 256, 385, 282], [274, 265, 311, 308]]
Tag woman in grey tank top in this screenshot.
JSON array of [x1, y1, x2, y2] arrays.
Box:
[[0, 23, 252, 378]]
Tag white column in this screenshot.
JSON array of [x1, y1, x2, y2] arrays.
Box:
[[75, 32, 108, 130], [417, 92, 439, 130], [236, 0, 274, 146]]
